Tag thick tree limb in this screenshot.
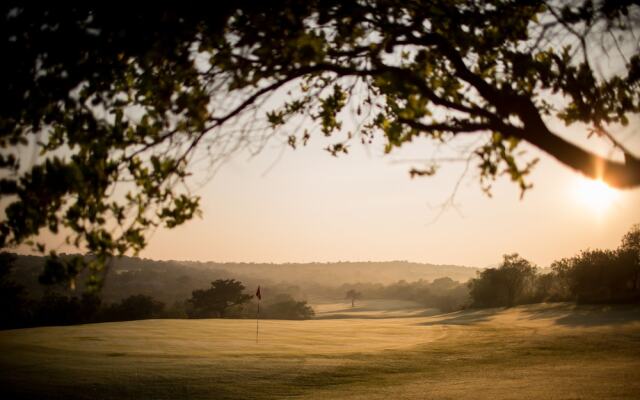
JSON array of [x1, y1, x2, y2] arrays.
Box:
[[416, 33, 640, 188], [515, 108, 640, 189]]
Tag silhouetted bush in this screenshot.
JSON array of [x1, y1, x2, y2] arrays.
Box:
[[466, 226, 640, 309], [32, 292, 101, 326], [469, 254, 537, 308], [552, 248, 640, 304], [0, 253, 31, 329], [98, 294, 165, 322], [262, 294, 315, 320]]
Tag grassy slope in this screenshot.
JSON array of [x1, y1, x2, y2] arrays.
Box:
[[1, 302, 639, 399]]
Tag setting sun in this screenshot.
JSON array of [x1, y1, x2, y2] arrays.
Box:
[[574, 177, 620, 213]]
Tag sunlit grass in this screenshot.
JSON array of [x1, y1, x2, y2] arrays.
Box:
[[1, 303, 639, 399]]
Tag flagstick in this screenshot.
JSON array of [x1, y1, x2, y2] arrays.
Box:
[[256, 300, 260, 343]]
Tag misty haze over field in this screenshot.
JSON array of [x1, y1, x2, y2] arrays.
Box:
[[9, 254, 479, 303]]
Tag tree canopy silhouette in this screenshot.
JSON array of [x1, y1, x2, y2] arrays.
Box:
[[2, 2, 639, 285], [187, 279, 252, 318], [469, 253, 537, 307]]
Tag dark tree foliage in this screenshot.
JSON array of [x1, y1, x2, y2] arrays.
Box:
[[548, 225, 640, 304], [1, 1, 639, 286], [530, 271, 567, 303], [0, 254, 104, 327], [467, 225, 640, 308], [187, 279, 252, 318], [0, 252, 30, 328], [620, 223, 640, 291], [33, 292, 101, 326], [469, 253, 537, 307], [552, 248, 640, 303], [0, 291, 166, 329]]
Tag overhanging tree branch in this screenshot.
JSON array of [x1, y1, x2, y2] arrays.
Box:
[[2, 1, 639, 285]]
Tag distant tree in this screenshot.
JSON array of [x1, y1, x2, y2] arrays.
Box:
[[500, 254, 537, 307], [187, 279, 252, 318], [345, 289, 362, 308], [469, 254, 537, 308]]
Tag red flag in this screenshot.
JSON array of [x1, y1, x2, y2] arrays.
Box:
[[255, 286, 261, 300]]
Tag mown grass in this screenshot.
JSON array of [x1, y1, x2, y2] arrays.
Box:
[[1, 303, 639, 399]]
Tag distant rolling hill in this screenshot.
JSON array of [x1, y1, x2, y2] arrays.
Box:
[[8, 254, 480, 304], [178, 259, 480, 285]]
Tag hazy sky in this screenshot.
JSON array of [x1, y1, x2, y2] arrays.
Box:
[[17, 95, 640, 269], [132, 117, 640, 269], [9, 15, 639, 270]]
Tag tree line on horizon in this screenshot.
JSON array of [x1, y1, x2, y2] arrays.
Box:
[[1, 224, 638, 329], [5, 255, 478, 306], [0, 257, 316, 330]]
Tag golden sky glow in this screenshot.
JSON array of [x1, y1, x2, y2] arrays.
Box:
[[21, 115, 640, 269], [573, 178, 620, 216], [132, 127, 640, 269]]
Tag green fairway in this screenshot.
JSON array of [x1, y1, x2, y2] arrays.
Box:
[[1, 302, 639, 399]]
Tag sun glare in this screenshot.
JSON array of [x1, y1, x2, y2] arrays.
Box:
[[574, 178, 619, 214]]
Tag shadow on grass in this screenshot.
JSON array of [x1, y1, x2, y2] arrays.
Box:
[[317, 303, 425, 314], [415, 302, 640, 327], [416, 308, 500, 326], [317, 305, 378, 314], [315, 309, 440, 320], [520, 303, 640, 327]]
